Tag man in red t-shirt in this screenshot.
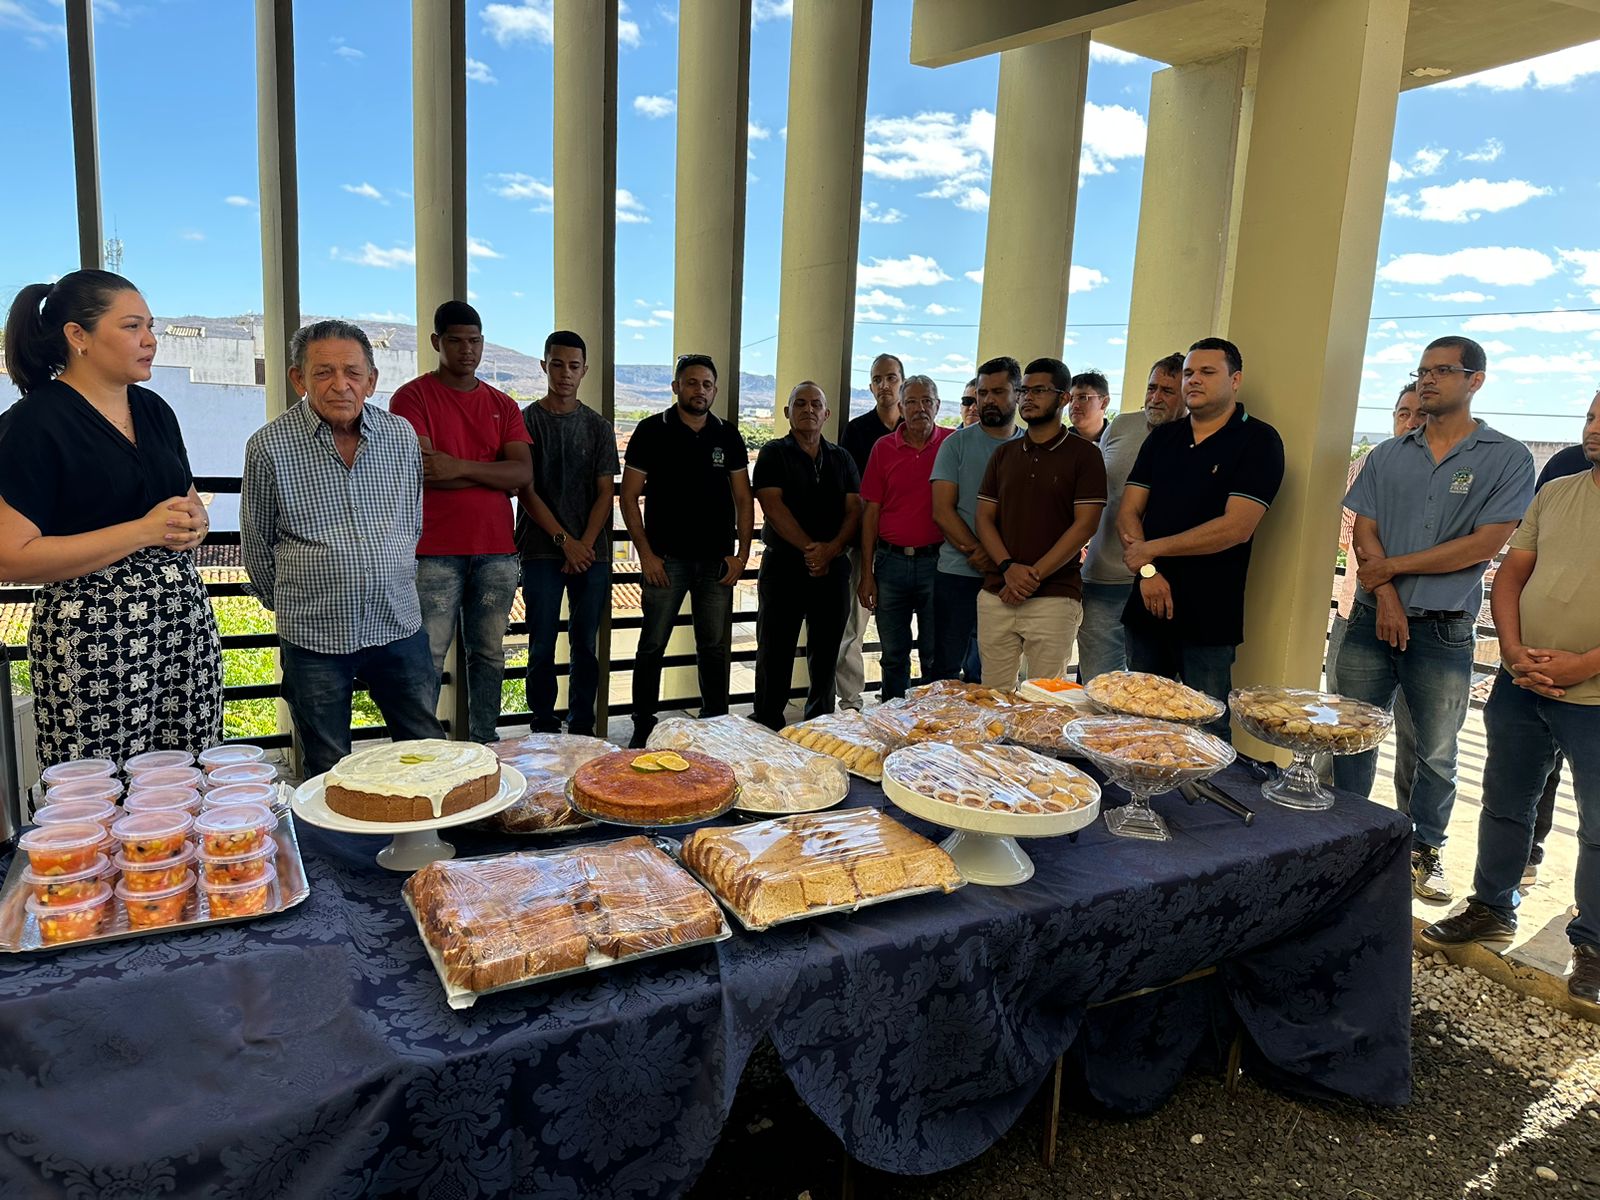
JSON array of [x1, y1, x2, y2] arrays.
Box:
[[389, 301, 532, 742]]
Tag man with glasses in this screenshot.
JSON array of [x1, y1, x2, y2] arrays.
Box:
[[960, 377, 980, 427], [858, 374, 950, 699], [835, 353, 905, 710], [1077, 353, 1187, 682], [975, 357, 1107, 688], [1334, 336, 1534, 901], [621, 353, 754, 747], [1118, 338, 1285, 737], [1068, 370, 1112, 445], [930, 357, 1023, 682]]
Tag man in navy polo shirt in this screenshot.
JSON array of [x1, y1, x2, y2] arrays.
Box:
[[1333, 335, 1535, 901], [620, 354, 754, 747], [1116, 337, 1285, 738]]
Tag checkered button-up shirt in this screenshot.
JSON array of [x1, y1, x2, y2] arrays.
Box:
[[240, 399, 424, 654]]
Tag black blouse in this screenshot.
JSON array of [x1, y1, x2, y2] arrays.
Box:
[[0, 379, 195, 537]]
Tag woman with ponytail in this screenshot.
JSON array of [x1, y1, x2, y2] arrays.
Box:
[[0, 270, 223, 767]]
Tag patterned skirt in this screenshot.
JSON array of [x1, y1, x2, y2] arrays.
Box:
[[27, 547, 224, 770]]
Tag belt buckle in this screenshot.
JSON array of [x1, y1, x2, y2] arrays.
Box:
[[901, 544, 915, 556]]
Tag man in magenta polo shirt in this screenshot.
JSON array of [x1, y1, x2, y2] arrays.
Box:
[[858, 374, 951, 699], [389, 300, 533, 742]]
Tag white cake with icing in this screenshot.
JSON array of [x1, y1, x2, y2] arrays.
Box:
[[324, 740, 501, 823]]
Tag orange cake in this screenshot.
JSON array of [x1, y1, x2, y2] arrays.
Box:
[[571, 749, 736, 824], [324, 739, 501, 823]]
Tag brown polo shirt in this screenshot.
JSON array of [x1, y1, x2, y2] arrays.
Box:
[[977, 427, 1108, 600]]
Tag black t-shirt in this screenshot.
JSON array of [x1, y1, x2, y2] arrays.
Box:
[[1537, 444, 1589, 490], [1121, 404, 1285, 646], [841, 408, 900, 479], [0, 379, 194, 537], [624, 404, 749, 561], [751, 434, 860, 569]]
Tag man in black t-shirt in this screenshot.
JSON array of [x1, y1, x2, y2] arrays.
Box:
[[620, 354, 754, 746], [1116, 338, 1285, 735], [751, 382, 861, 730]]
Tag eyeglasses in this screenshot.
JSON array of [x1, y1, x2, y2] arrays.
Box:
[[960, 397, 977, 407], [1409, 365, 1474, 381], [1019, 385, 1064, 399]]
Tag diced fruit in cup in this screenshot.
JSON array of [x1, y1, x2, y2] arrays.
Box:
[[23, 853, 111, 905], [25, 883, 112, 943], [202, 861, 276, 919], [43, 778, 123, 806], [199, 844, 276, 886], [109, 810, 195, 864], [125, 750, 195, 774], [114, 844, 196, 893], [194, 803, 277, 858], [127, 766, 204, 792], [116, 871, 195, 929], [40, 758, 116, 787], [36, 799, 119, 828], [199, 744, 266, 769], [205, 762, 277, 788], [18, 822, 109, 876], [123, 787, 202, 816], [203, 783, 276, 810]]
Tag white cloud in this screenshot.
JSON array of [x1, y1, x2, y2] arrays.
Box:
[[617, 189, 650, 223], [1375, 247, 1556, 287], [856, 254, 952, 289], [466, 56, 497, 84], [1089, 42, 1140, 65], [359, 310, 412, 323], [856, 288, 908, 311], [621, 317, 660, 328], [860, 201, 905, 225], [1478, 340, 1517, 355], [333, 43, 365, 61], [1386, 178, 1550, 223], [490, 172, 554, 210], [1079, 102, 1147, 177], [1377, 320, 1400, 332], [964, 268, 984, 285], [748, 121, 771, 141], [1070, 266, 1108, 294], [651, 309, 673, 321], [1108, 337, 1126, 346], [467, 236, 503, 259], [633, 94, 675, 118], [633, 333, 646, 341], [1424, 291, 1492, 303], [1461, 138, 1503, 163], [1494, 351, 1600, 375], [1560, 248, 1600, 289], [1463, 310, 1600, 335], [179, 231, 205, 242], [1367, 341, 1425, 365], [752, 0, 792, 22], [331, 243, 416, 269], [1387, 146, 1448, 182], [482, 0, 554, 45], [925, 303, 958, 316], [223, 195, 253, 207], [618, 15, 640, 46], [864, 110, 991, 184], [341, 181, 387, 204], [1440, 40, 1600, 91], [0, 1, 63, 36]]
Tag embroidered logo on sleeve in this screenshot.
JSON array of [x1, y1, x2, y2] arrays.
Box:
[[1449, 469, 1474, 495]]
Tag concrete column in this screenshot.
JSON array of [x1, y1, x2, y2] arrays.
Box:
[[975, 35, 1089, 370], [1225, 0, 1408, 717], [412, 0, 468, 329], [1119, 50, 1252, 410], [774, 0, 873, 439], [674, 0, 752, 422], [64, 0, 102, 270], [255, 0, 300, 421]]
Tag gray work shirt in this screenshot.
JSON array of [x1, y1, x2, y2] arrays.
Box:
[[1342, 419, 1534, 615], [515, 399, 620, 560], [929, 422, 1023, 577], [1083, 410, 1152, 585]]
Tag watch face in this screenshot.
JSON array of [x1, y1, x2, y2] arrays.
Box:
[[1140, 563, 1156, 578]]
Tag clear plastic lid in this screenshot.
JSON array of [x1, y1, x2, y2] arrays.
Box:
[[484, 733, 619, 832], [35, 799, 119, 828], [1228, 686, 1393, 756], [109, 809, 196, 843], [204, 762, 278, 788], [647, 714, 849, 813], [864, 696, 1008, 750], [198, 743, 267, 768], [198, 859, 277, 896], [197, 840, 277, 868], [18, 821, 108, 856], [193, 803, 277, 839], [202, 782, 278, 810], [43, 777, 124, 805], [112, 842, 196, 874], [778, 710, 887, 779], [40, 758, 116, 786], [125, 750, 195, 774], [25, 880, 112, 918], [21, 852, 111, 888], [1062, 715, 1236, 791], [123, 787, 202, 815], [127, 766, 205, 792], [882, 742, 1100, 816], [905, 679, 1028, 709], [115, 869, 197, 905], [1083, 671, 1227, 724], [1000, 702, 1078, 754]]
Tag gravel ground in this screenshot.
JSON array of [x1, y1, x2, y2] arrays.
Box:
[[688, 954, 1600, 1200]]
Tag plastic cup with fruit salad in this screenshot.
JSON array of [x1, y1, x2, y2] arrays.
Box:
[[124, 750, 196, 775], [202, 782, 278, 811], [19, 822, 110, 877], [123, 787, 202, 818], [25, 881, 113, 943], [127, 766, 205, 793], [117, 871, 197, 929], [200, 860, 277, 919], [43, 777, 124, 806], [113, 842, 196, 893], [204, 762, 278, 790], [109, 810, 195, 864], [198, 840, 277, 887], [198, 744, 266, 770], [35, 798, 119, 830], [22, 853, 111, 906], [39, 758, 116, 788], [193, 803, 277, 858]]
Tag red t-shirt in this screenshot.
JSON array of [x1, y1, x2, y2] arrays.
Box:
[[388, 373, 532, 556], [859, 425, 951, 548]]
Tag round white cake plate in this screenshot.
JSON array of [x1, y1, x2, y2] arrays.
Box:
[[881, 773, 1100, 887], [291, 766, 527, 871]]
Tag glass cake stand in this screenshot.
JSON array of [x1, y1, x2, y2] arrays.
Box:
[[1062, 716, 1235, 842], [1229, 687, 1393, 810]]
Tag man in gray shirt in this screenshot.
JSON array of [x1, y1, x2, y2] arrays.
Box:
[[516, 331, 620, 737], [1333, 335, 1535, 901], [1076, 353, 1186, 682]]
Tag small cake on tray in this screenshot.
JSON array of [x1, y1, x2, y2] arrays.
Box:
[[571, 749, 736, 825], [324, 739, 502, 823]]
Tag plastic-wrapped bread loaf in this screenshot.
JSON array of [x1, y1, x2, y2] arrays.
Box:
[[647, 715, 849, 812], [779, 710, 887, 780], [481, 733, 619, 832]]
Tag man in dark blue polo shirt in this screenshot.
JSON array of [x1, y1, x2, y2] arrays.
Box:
[[620, 354, 754, 747], [750, 382, 861, 730], [1333, 335, 1535, 901], [1116, 337, 1285, 738]]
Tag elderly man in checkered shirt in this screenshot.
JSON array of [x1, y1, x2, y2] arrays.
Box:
[[241, 319, 444, 777]]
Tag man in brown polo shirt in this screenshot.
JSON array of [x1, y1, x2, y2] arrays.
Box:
[[975, 356, 1108, 688]]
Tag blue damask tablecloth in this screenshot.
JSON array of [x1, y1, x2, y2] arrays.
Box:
[[0, 767, 1412, 1199]]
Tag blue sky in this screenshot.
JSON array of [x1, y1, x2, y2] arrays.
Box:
[[2, 1, 1598, 441]]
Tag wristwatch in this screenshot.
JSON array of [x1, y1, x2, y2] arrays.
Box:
[[1139, 563, 1158, 579], [999, 558, 1016, 574], [553, 532, 568, 547]]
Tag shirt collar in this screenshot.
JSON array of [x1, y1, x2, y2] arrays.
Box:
[[1401, 418, 1500, 449], [1023, 426, 1072, 453], [294, 397, 374, 440], [893, 425, 940, 452], [666, 403, 721, 432]]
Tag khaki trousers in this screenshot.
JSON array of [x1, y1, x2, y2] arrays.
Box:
[[977, 590, 1083, 691]]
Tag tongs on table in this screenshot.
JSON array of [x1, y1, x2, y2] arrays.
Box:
[[1178, 779, 1256, 826]]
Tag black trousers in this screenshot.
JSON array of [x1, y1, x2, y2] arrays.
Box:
[[753, 555, 851, 731]]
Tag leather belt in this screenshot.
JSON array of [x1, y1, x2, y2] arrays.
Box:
[[882, 542, 941, 557], [1407, 609, 1473, 621]]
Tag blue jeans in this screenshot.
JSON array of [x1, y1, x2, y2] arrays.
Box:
[[930, 570, 984, 682], [1077, 580, 1133, 683], [522, 557, 610, 737], [1326, 611, 1415, 804], [873, 548, 937, 699], [279, 627, 445, 778], [632, 557, 733, 744], [415, 554, 521, 743], [1125, 623, 1236, 742], [1332, 603, 1474, 849], [1471, 671, 1600, 950]]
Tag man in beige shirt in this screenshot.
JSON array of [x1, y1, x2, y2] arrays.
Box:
[[1422, 394, 1600, 1012]]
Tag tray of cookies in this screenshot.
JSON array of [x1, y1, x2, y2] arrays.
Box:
[[778, 710, 887, 781], [1228, 686, 1392, 756], [905, 679, 1027, 709], [999, 703, 1083, 755], [864, 696, 1009, 750], [403, 835, 731, 1008], [881, 742, 1101, 838], [679, 807, 963, 931], [477, 734, 619, 833], [1083, 671, 1227, 724], [647, 715, 849, 813]]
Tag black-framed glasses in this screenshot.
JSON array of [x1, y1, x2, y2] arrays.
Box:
[[960, 397, 977, 407], [1409, 365, 1473, 381], [1019, 385, 1064, 399]]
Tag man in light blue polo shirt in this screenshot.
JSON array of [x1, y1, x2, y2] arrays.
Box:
[[929, 355, 1023, 681], [1333, 335, 1535, 902]]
